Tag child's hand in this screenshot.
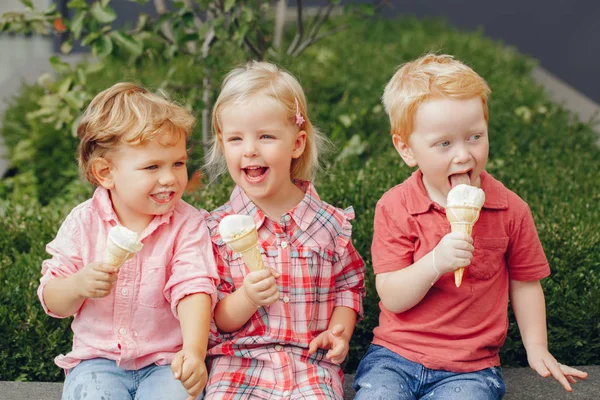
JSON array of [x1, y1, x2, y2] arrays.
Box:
[[434, 232, 474, 274], [74, 261, 119, 298], [526, 344, 588, 392], [171, 349, 208, 400], [308, 324, 349, 365], [242, 268, 281, 307]]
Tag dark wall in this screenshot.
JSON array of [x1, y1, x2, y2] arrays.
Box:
[[371, 0, 600, 104]]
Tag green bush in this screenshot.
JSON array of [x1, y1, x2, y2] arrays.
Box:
[[1, 16, 599, 381]]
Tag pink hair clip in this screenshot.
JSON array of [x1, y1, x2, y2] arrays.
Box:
[[295, 97, 305, 128]]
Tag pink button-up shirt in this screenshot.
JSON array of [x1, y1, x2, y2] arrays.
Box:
[[38, 187, 218, 371]]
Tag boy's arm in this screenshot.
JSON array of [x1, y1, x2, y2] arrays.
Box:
[[376, 250, 438, 313], [42, 274, 86, 317], [177, 293, 212, 359], [172, 293, 212, 398], [328, 305, 357, 342], [510, 279, 588, 391]]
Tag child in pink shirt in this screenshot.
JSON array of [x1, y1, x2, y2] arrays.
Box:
[[38, 82, 218, 400], [203, 61, 365, 399], [352, 54, 588, 399]]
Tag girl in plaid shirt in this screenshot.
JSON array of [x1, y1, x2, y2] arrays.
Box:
[[203, 61, 366, 399]]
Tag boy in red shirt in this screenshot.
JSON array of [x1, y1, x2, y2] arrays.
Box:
[[352, 54, 588, 399]]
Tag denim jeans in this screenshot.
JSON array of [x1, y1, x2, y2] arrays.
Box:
[[62, 358, 201, 400], [353, 344, 506, 400]]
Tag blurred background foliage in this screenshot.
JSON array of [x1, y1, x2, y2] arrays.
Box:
[[1, 1, 599, 382]]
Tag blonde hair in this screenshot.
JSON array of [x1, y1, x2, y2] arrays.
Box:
[[206, 61, 328, 181], [77, 82, 196, 185], [382, 53, 491, 142]]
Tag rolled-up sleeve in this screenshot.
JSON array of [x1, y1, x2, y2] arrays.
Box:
[[165, 212, 219, 318], [333, 240, 365, 319], [37, 212, 83, 318]]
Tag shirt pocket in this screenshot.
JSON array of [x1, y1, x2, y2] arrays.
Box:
[[469, 237, 510, 281], [139, 255, 168, 308]]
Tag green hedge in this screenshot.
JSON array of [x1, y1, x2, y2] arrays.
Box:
[[1, 16, 599, 381]]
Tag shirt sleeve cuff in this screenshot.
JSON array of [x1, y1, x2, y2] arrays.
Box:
[[170, 278, 218, 319], [335, 290, 364, 319]]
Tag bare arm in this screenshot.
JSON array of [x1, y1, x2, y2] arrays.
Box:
[[213, 287, 259, 332], [42, 275, 86, 317], [178, 293, 212, 357], [375, 250, 438, 313], [376, 232, 473, 313], [42, 261, 118, 317], [328, 306, 356, 342], [510, 279, 588, 391]]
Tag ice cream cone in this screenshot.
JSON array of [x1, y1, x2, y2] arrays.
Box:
[[104, 226, 143, 268], [446, 205, 481, 287], [226, 228, 264, 272]]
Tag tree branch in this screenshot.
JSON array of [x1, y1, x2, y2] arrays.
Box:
[[292, 23, 348, 57], [286, 0, 304, 55]]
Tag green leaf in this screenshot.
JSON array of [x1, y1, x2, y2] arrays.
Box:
[[60, 40, 73, 54], [100, 0, 111, 7], [76, 68, 87, 86], [135, 13, 149, 32], [224, 0, 235, 12], [81, 30, 101, 46], [92, 35, 113, 58], [21, 0, 34, 9], [70, 10, 85, 39], [91, 2, 116, 24], [63, 91, 85, 109], [109, 31, 143, 57], [48, 56, 72, 74], [57, 78, 73, 97], [67, 0, 88, 10]]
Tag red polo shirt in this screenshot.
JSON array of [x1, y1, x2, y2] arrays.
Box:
[[371, 170, 550, 372]]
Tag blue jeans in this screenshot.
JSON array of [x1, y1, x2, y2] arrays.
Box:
[[353, 344, 506, 400], [62, 358, 200, 400]]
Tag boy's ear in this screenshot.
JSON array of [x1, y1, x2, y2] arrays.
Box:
[[392, 134, 417, 167], [91, 157, 115, 189], [292, 130, 307, 159]]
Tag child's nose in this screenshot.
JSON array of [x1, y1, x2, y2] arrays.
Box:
[[453, 144, 471, 163], [158, 169, 176, 185], [243, 140, 258, 157]]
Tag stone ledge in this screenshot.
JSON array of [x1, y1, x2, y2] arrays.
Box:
[[1, 366, 597, 400]]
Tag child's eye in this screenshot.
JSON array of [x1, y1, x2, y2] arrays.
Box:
[[468, 134, 482, 141], [174, 161, 186, 167], [438, 141, 451, 148], [260, 134, 275, 139], [226, 136, 241, 142], [145, 165, 158, 170]]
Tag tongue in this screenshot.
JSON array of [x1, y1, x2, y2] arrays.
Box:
[[450, 173, 471, 187], [246, 167, 267, 178]]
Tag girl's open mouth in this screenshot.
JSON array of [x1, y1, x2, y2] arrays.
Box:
[[243, 166, 268, 183]]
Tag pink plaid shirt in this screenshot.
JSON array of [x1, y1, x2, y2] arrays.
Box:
[[38, 187, 218, 371], [205, 182, 365, 399]]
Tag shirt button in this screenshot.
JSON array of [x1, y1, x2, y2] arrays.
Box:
[[282, 295, 290, 303], [121, 288, 128, 296], [284, 215, 291, 222], [283, 390, 290, 396], [281, 241, 288, 248], [119, 328, 127, 335], [275, 345, 283, 351]]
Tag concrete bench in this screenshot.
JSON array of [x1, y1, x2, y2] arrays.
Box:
[[1, 366, 597, 399]]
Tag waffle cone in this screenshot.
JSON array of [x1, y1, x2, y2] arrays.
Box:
[[446, 205, 482, 287], [105, 238, 135, 268], [226, 229, 264, 272]]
